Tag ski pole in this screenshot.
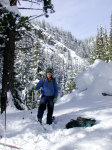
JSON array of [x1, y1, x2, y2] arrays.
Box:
[[22, 94, 27, 119], [31, 91, 34, 114], [4, 91, 7, 150], [4, 106, 6, 150]]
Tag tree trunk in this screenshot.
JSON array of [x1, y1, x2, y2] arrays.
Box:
[[1, 29, 15, 114], [1, 0, 17, 114]]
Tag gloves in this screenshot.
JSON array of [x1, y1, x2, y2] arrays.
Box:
[[53, 97, 57, 103], [37, 100, 40, 106]]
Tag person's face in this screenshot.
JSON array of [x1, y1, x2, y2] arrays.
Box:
[[46, 72, 52, 79]]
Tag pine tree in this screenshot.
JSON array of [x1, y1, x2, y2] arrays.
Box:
[[104, 28, 109, 62], [89, 26, 108, 63], [60, 59, 66, 96], [32, 38, 42, 80], [89, 28, 100, 63], [0, 4, 31, 112], [65, 61, 76, 95], [100, 27, 108, 61], [98, 26, 105, 60]]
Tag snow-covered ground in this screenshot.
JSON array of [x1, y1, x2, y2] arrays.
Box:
[[0, 59, 112, 150]]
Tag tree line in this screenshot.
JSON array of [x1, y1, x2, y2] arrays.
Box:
[[89, 14, 112, 63]]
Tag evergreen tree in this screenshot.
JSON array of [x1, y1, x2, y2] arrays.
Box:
[[89, 26, 108, 63], [0, 4, 31, 112], [32, 38, 42, 80], [104, 28, 109, 62], [14, 33, 42, 108], [89, 28, 100, 63], [60, 59, 66, 97], [100, 27, 108, 61], [65, 61, 76, 95], [98, 26, 105, 60]]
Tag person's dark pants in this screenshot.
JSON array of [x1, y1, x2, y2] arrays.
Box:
[[37, 95, 54, 124]]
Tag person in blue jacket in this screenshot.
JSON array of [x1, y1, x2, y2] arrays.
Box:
[[35, 68, 58, 125]]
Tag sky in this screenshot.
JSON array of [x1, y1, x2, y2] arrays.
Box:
[[19, 0, 112, 40]]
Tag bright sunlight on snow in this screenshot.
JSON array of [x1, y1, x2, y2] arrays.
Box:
[[0, 59, 112, 150]]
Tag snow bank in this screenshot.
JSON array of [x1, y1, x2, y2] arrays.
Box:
[[75, 59, 112, 96]]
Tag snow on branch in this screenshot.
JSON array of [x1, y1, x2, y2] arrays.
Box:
[[0, 0, 20, 15]]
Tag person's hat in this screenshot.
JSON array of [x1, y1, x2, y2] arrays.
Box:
[[46, 68, 53, 73]]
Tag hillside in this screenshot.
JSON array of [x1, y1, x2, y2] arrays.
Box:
[[34, 20, 95, 58], [14, 20, 90, 98]]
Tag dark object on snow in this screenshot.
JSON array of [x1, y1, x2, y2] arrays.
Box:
[[65, 117, 96, 129], [52, 116, 56, 124], [102, 93, 112, 96]]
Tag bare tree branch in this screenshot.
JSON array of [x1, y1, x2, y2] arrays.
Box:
[[21, 0, 40, 5], [28, 13, 45, 21], [18, 7, 43, 10]]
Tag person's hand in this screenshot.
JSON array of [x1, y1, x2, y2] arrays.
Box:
[[53, 97, 57, 103], [37, 100, 40, 106]]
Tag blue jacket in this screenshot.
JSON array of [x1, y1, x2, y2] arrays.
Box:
[[35, 77, 58, 97]]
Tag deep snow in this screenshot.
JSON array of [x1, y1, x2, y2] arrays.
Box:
[[0, 59, 112, 150]]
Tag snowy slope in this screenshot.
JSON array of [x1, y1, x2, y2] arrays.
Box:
[[32, 23, 86, 67], [0, 60, 112, 150]]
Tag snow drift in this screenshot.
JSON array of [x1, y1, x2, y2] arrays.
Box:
[[75, 59, 112, 96]]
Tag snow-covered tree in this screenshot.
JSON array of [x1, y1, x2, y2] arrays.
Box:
[[0, 1, 31, 112], [89, 26, 109, 63], [104, 28, 109, 62]]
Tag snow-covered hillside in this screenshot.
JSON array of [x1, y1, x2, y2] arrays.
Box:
[[14, 20, 89, 98], [0, 60, 112, 150], [32, 22, 85, 66], [33, 20, 95, 58]]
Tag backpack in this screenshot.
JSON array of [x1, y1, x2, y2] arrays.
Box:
[[65, 117, 96, 129], [42, 76, 55, 85]]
